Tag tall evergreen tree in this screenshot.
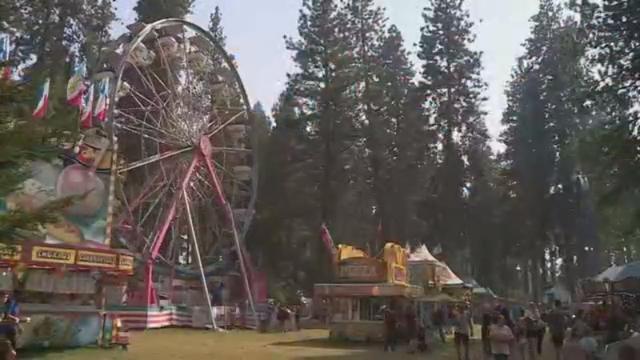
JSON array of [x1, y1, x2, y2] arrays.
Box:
[[501, 0, 594, 297], [417, 0, 487, 273], [134, 0, 195, 22], [208, 6, 226, 48], [284, 0, 358, 243]]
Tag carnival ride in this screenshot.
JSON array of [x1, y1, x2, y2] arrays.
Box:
[[0, 19, 260, 347], [99, 19, 259, 328]]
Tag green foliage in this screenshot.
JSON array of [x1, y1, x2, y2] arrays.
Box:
[[417, 0, 488, 272], [134, 0, 195, 22]]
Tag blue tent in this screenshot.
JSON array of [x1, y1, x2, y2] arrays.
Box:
[[594, 261, 640, 282]]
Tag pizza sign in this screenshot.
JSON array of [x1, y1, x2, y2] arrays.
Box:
[[337, 258, 385, 283]]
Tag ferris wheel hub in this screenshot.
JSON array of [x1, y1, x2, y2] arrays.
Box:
[[198, 136, 212, 157]]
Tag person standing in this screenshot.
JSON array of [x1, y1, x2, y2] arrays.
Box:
[[383, 306, 397, 352], [515, 309, 528, 360], [277, 304, 290, 332], [0, 292, 20, 352], [482, 312, 494, 359], [406, 307, 418, 354], [525, 302, 544, 360], [489, 314, 515, 360], [453, 304, 474, 360], [433, 306, 446, 343], [547, 300, 569, 360], [561, 328, 588, 360]]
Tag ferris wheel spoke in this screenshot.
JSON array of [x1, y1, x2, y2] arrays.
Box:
[[206, 110, 247, 138], [115, 122, 176, 145], [119, 146, 192, 174], [116, 108, 181, 143], [126, 84, 171, 128], [116, 171, 162, 225], [154, 36, 182, 102], [130, 62, 173, 112]]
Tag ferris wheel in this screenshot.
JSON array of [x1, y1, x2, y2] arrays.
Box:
[[100, 19, 257, 313]]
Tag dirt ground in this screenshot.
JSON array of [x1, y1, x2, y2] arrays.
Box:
[[21, 329, 559, 360]]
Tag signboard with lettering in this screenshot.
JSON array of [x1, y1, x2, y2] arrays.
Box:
[[77, 250, 117, 268], [118, 255, 134, 273], [0, 244, 21, 261], [392, 264, 407, 284], [31, 246, 76, 265], [337, 258, 386, 283]]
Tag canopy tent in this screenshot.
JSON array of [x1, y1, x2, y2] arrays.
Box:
[[594, 262, 640, 283], [407, 245, 464, 287], [408, 245, 439, 262], [437, 262, 464, 287], [462, 276, 497, 298], [417, 292, 458, 303]]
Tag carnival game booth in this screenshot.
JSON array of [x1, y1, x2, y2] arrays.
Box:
[[112, 257, 261, 330], [0, 242, 133, 349], [314, 243, 423, 342]]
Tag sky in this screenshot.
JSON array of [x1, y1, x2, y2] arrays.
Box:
[[113, 0, 541, 147]]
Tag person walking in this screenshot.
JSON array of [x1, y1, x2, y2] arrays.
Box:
[[489, 314, 515, 360], [383, 306, 397, 352], [562, 328, 588, 360], [482, 312, 494, 360], [525, 302, 544, 360], [514, 309, 528, 360], [453, 304, 474, 360], [546, 300, 569, 360]]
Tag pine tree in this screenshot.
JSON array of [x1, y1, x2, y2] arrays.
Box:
[[588, 0, 640, 260], [0, 80, 75, 241], [208, 6, 226, 48], [417, 0, 486, 272], [501, 0, 593, 296], [285, 0, 357, 231], [134, 0, 195, 22]]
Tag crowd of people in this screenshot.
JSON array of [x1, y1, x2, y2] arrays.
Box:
[[379, 297, 640, 359], [478, 299, 637, 360]]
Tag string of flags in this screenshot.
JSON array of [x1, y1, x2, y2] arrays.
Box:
[[32, 78, 50, 119], [1, 32, 111, 126], [0, 33, 11, 80]]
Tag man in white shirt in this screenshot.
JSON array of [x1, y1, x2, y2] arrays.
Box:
[[490, 314, 515, 360]]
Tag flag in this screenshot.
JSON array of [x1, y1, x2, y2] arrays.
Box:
[[32, 78, 50, 119], [320, 223, 336, 257], [66, 63, 86, 107], [80, 84, 94, 128], [0, 34, 11, 80], [94, 77, 109, 122]]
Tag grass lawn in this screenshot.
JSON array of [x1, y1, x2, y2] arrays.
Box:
[[20, 329, 458, 360]]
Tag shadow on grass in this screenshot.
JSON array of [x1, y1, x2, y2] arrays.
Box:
[[19, 346, 118, 359], [270, 337, 458, 360], [271, 337, 379, 350]]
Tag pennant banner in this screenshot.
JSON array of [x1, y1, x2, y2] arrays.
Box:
[[80, 84, 94, 129], [0, 34, 11, 80], [320, 223, 337, 258], [94, 77, 109, 122], [67, 63, 86, 108], [32, 78, 50, 119]]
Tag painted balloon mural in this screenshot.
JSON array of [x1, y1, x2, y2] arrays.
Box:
[[0, 131, 112, 246]]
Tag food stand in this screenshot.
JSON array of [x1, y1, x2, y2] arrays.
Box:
[[314, 243, 423, 342], [0, 242, 133, 349]]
